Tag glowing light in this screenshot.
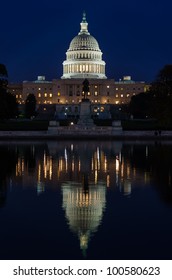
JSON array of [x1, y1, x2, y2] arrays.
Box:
[[116, 156, 119, 172], [107, 174, 110, 187]]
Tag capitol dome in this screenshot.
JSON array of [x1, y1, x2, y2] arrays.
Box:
[[61, 12, 107, 79], [69, 34, 100, 51]]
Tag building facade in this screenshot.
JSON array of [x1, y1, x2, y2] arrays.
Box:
[[8, 13, 149, 116]]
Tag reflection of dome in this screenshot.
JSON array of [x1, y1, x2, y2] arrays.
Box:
[[62, 180, 106, 254], [62, 12, 107, 79]]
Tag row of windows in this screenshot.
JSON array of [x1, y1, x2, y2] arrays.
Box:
[[24, 85, 143, 91], [17, 98, 128, 105], [38, 93, 53, 98], [67, 53, 101, 60], [25, 87, 52, 91], [115, 87, 143, 91], [16, 92, 135, 99]]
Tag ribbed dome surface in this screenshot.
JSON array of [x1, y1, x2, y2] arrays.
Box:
[[69, 34, 100, 51]]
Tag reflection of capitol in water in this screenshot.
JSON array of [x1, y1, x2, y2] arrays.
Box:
[[2, 141, 153, 253], [12, 141, 151, 196], [62, 179, 106, 254]]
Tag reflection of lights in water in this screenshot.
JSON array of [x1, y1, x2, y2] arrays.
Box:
[[121, 164, 124, 178], [43, 153, 53, 180], [127, 165, 130, 178], [59, 158, 63, 172], [38, 164, 41, 182], [79, 160, 81, 172], [116, 156, 120, 185], [104, 156, 107, 173], [71, 144, 73, 151], [49, 157, 52, 180], [37, 182, 45, 195], [146, 146, 148, 158], [107, 174, 110, 187], [133, 168, 136, 178], [95, 169, 98, 184], [22, 158, 24, 173], [62, 181, 106, 255], [91, 158, 94, 171], [97, 147, 100, 161], [144, 172, 150, 183], [72, 159, 75, 172], [64, 148, 67, 161], [123, 180, 131, 196], [64, 148, 68, 172], [116, 156, 119, 172], [43, 152, 47, 179]]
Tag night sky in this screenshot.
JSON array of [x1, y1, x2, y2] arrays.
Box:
[[1, 0, 172, 83]]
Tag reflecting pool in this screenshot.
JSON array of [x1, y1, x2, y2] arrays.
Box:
[[0, 140, 172, 259]]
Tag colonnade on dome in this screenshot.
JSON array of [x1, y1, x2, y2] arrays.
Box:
[[63, 63, 105, 76]]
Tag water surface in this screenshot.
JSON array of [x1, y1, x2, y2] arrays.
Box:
[[0, 140, 172, 259]]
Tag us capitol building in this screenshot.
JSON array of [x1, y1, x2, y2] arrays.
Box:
[[9, 12, 148, 117]]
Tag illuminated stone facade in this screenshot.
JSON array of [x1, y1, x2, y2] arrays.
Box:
[[8, 13, 149, 110]]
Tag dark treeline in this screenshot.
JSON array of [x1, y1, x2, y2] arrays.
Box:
[[129, 65, 172, 126], [0, 64, 18, 119]]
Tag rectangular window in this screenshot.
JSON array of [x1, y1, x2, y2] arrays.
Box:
[[49, 93, 52, 98], [38, 93, 41, 98], [44, 93, 47, 97], [94, 91, 98, 96], [57, 92, 61, 96]]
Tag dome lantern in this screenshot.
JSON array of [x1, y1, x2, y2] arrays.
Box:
[[79, 12, 90, 35]]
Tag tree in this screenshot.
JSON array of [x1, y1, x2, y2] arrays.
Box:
[[151, 64, 172, 97], [25, 93, 37, 118], [0, 64, 18, 119], [129, 65, 172, 124], [0, 63, 8, 89], [149, 64, 172, 125], [0, 88, 18, 119], [129, 92, 153, 119]]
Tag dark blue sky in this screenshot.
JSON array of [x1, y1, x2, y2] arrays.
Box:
[[1, 0, 172, 83]]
